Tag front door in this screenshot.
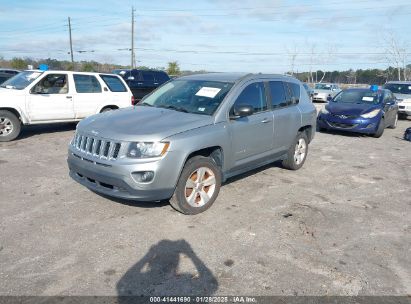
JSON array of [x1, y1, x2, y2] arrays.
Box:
[[228, 81, 274, 169], [28, 73, 74, 122]]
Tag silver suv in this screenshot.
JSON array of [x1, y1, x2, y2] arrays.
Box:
[[67, 73, 316, 214]]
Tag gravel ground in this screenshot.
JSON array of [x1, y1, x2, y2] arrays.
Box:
[[0, 107, 410, 296]]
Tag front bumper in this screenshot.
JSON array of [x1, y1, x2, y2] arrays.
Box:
[[398, 102, 411, 115], [313, 94, 328, 102], [67, 148, 183, 201], [317, 113, 380, 134]]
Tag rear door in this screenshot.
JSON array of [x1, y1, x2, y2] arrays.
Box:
[[72, 74, 103, 119], [269, 81, 301, 153], [140, 71, 156, 96], [27, 73, 74, 121]]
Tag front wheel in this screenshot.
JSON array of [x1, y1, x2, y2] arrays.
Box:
[[0, 110, 21, 142], [282, 132, 309, 170], [170, 156, 221, 215], [373, 117, 385, 138], [388, 113, 398, 129]]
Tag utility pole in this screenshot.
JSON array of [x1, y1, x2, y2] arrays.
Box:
[[68, 17, 74, 64], [131, 7, 135, 69]]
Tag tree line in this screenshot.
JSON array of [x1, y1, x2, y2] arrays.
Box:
[[1, 56, 409, 85]]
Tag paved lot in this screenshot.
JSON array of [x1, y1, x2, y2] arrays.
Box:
[[1, 107, 410, 296]]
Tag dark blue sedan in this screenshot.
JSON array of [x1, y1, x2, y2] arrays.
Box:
[[317, 87, 398, 138]]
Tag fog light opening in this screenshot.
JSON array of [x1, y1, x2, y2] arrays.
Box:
[[132, 171, 155, 183]]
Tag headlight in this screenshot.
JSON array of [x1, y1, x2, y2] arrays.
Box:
[[127, 142, 170, 158], [360, 109, 380, 118], [320, 108, 329, 114]]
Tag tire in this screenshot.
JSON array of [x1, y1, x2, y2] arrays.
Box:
[[0, 110, 21, 142], [398, 113, 407, 120], [170, 156, 221, 215], [388, 113, 398, 129], [373, 117, 385, 138], [282, 132, 309, 170]]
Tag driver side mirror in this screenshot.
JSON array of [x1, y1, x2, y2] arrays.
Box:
[[230, 105, 254, 119], [327, 95, 333, 102]]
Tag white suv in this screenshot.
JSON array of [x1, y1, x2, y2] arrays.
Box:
[[0, 70, 133, 141]]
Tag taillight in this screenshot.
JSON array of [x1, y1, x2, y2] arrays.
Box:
[[131, 96, 136, 105]]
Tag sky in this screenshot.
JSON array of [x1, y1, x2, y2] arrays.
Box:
[[0, 0, 410, 73]]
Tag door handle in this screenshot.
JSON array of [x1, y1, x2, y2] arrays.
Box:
[[261, 118, 271, 123], [66, 96, 72, 99]]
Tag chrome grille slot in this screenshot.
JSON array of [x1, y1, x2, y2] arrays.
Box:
[[103, 141, 110, 157], [113, 143, 121, 159], [72, 132, 121, 160]]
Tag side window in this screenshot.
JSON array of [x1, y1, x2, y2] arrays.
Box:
[[269, 81, 288, 108], [288, 82, 300, 103], [154, 72, 169, 83], [32, 74, 68, 94], [142, 71, 155, 82], [73, 75, 102, 93], [234, 82, 267, 113], [99, 75, 127, 92]]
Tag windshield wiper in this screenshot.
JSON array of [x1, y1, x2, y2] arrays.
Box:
[[158, 105, 188, 113]]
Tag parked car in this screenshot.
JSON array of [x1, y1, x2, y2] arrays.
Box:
[[67, 73, 316, 215], [317, 87, 398, 138], [0, 69, 20, 84], [0, 70, 133, 141], [303, 83, 314, 101], [113, 69, 170, 102], [383, 81, 411, 119], [313, 83, 341, 102]]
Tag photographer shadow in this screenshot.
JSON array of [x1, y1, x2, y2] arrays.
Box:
[[116, 239, 218, 300]]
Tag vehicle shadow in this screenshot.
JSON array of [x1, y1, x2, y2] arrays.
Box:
[[223, 160, 283, 186], [116, 239, 218, 300], [316, 126, 368, 138], [18, 123, 76, 140]]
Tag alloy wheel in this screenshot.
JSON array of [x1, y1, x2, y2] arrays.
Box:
[[294, 138, 307, 165], [184, 167, 216, 207], [0, 117, 13, 136]]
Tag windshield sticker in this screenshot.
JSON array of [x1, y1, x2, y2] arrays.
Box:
[[198, 107, 205, 112], [408, 86, 411, 90], [195, 87, 221, 98], [362, 96, 374, 102], [27, 72, 41, 80]]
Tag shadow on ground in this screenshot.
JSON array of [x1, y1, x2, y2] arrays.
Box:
[[116, 239, 218, 300], [18, 123, 77, 140]]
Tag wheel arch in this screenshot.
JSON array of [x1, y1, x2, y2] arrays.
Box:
[[99, 105, 119, 113], [298, 125, 313, 142], [0, 107, 26, 124]]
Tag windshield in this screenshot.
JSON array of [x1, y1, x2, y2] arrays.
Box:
[[140, 80, 234, 115], [0, 71, 42, 90], [315, 83, 332, 90], [332, 90, 381, 104], [383, 83, 411, 95]]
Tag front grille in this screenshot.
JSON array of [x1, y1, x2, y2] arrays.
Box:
[[399, 106, 405, 109], [72, 133, 122, 160], [328, 122, 358, 129], [332, 113, 357, 119]]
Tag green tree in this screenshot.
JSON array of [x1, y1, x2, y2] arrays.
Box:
[[10, 57, 27, 69], [167, 61, 180, 75], [81, 62, 95, 72]]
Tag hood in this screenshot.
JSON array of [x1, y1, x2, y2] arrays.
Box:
[[326, 102, 381, 116], [393, 93, 411, 102], [0, 87, 25, 96], [314, 89, 332, 94], [77, 106, 214, 142]]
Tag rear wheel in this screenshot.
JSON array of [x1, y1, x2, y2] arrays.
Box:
[[282, 132, 309, 170], [0, 110, 21, 142], [170, 156, 221, 215], [373, 117, 385, 138]]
